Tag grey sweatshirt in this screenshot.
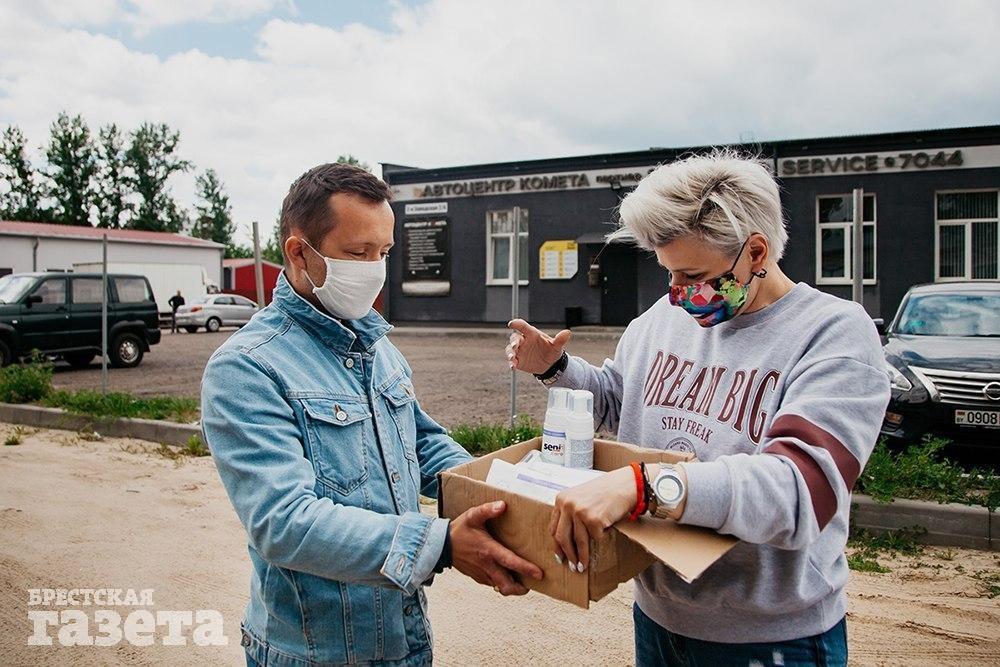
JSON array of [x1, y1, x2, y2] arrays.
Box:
[[552, 282, 890, 643]]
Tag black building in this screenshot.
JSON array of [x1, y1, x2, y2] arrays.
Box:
[[382, 125, 1000, 326]]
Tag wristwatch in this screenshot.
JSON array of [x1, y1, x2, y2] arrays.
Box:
[[650, 465, 686, 519], [534, 351, 569, 386]]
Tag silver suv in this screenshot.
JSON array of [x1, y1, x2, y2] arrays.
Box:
[[175, 294, 258, 333]]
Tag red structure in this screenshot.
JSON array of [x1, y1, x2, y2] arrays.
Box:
[[223, 258, 282, 305]]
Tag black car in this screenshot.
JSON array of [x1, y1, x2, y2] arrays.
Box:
[[880, 281, 1000, 445], [0, 272, 161, 368]]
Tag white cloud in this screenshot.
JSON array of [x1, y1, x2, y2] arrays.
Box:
[[1, 0, 999, 244]]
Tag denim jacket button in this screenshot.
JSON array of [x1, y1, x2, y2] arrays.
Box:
[[336, 410, 348, 422], [391, 471, 401, 483], [344, 357, 355, 369], [241, 632, 251, 647], [404, 605, 414, 616]]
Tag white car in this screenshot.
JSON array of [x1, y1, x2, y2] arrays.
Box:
[[174, 294, 258, 332]]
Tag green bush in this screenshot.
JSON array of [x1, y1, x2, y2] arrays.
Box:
[[449, 416, 542, 456], [41, 389, 199, 423], [0, 355, 53, 403], [858, 437, 999, 511]]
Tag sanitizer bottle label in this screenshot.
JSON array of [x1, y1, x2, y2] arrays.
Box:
[[565, 437, 593, 469], [541, 428, 566, 464]]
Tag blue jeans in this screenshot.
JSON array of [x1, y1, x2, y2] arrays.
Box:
[[634, 603, 848, 667]]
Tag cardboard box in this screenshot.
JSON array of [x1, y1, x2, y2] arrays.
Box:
[[438, 437, 738, 608]]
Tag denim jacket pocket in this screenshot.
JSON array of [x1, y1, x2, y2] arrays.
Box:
[[300, 397, 372, 496], [382, 380, 418, 461]]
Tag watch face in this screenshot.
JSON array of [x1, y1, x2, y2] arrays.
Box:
[[656, 475, 683, 504]]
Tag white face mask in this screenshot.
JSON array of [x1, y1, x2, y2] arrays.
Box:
[[300, 239, 386, 320]]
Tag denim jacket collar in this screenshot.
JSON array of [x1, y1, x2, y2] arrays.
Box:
[[271, 271, 391, 354]]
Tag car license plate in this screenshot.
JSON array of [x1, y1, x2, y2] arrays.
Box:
[[954, 409, 1000, 428]]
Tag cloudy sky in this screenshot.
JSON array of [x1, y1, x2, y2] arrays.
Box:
[[1, 0, 998, 243]]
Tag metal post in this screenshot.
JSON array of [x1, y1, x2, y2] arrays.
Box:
[[851, 188, 864, 305], [101, 233, 108, 394], [509, 207, 521, 426], [252, 221, 265, 309]]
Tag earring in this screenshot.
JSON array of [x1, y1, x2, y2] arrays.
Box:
[[754, 268, 768, 279]]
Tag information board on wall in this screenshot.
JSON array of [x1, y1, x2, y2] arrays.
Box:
[[402, 219, 450, 296], [539, 240, 579, 280]]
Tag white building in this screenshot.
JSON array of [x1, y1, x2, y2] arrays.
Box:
[[0, 220, 224, 313]]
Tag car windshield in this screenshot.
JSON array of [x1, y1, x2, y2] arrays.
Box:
[[896, 292, 1000, 337], [0, 275, 36, 304]]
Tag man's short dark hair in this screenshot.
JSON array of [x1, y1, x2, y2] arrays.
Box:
[[279, 163, 391, 261]]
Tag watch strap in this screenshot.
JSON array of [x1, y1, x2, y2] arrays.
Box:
[[534, 351, 569, 384]]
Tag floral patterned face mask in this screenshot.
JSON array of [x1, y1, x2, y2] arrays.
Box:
[[667, 239, 765, 327]]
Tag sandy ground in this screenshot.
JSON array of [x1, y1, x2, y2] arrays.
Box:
[[1, 423, 998, 666], [50, 327, 622, 428]]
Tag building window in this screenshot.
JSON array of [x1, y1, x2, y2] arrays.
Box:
[[486, 209, 528, 285], [935, 190, 999, 281], [815, 194, 876, 285]]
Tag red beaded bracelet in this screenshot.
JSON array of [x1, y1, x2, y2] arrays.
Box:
[[628, 462, 647, 521]]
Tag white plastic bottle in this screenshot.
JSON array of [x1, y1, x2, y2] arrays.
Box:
[[564, 389, 594, 469], [540, 388, 571, 465]]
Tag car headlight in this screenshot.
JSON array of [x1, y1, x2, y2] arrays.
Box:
[[885, 361, 912, 392]]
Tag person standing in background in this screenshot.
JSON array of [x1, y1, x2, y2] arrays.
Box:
[[167, 290, 185, 333]]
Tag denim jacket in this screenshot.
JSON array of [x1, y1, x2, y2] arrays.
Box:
[[201, 273, 472, 666]]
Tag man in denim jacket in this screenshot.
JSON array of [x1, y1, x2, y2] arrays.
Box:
[[202, 164, 542, 667]]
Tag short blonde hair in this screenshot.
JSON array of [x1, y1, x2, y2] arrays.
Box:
[[611, 149, 788, 260]]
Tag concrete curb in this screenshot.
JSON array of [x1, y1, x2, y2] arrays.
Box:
[[0, 403, 200, 448], [851, 494, 996, 551], [0, 402, 995, 550]]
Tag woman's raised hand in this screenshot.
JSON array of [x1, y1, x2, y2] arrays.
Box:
[[506, 319, 572, 374]]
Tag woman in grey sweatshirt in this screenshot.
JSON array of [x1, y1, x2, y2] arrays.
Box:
[[507, 150, 890, 666]]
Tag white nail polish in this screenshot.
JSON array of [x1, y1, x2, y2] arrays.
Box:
[[577, 562, 585, 572], [553, 554, 563, 564], [569, 561, 577, 572]]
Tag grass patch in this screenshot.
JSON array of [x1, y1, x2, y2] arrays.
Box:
[[846, 526, 925, 573], [449, 416, 542, 456], [0, 354, 53, 403], [971, 569, 1000, 598], [40, 389, 199, 423], [1, 356, 199, 423], [3, 425, 27, 447], [183, 434, 210, 457], [858, 437, 1000, 511]]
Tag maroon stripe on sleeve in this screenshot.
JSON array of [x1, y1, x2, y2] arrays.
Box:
[[766, 414, 861, 489], [763, 440, 837, 530]]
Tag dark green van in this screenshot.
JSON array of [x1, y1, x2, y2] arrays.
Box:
[[0, 272, 161, 368]]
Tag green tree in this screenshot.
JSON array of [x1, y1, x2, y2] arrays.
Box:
[[125, 122, 191, 232], [94, 124, 132, 229], [261, 221, 284, 265], [191, 169, 234, 244], [45, 112, 98, 226], [337, 154, 370, 172], [0, 126, 48, 221], [226, 243, 254, 259]]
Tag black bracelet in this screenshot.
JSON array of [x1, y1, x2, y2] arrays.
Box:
[[534, 351, 569, 381]]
